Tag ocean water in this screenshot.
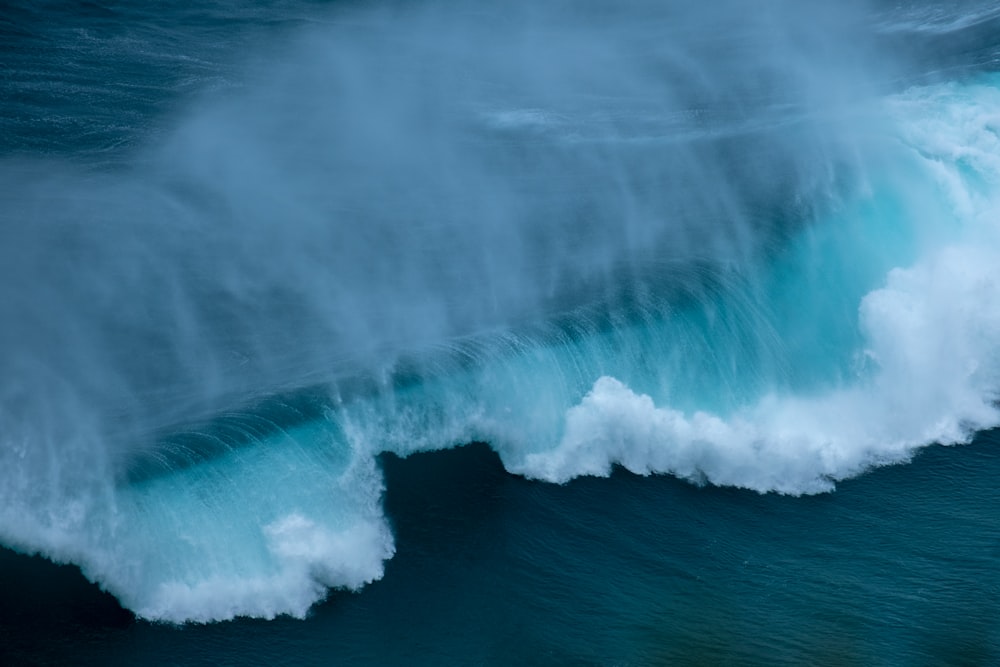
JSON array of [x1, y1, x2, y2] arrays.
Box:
[[2, 0, 1000, 664]]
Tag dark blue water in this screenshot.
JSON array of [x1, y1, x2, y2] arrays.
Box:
[[3, 0, 1000, 663], [3, 435, 999, 665]]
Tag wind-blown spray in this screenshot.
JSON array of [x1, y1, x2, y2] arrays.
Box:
[[2, 0, 999, 622]]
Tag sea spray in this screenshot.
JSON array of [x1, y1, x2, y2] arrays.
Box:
[[2, 0, 1000, 623]]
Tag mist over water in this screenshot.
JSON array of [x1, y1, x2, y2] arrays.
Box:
[[2, 0, 864, 486], [2, 0, 1000, 623], [3, 0, 875, 417]]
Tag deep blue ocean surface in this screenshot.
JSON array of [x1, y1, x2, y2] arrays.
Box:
[[3, 436, 1000, 665], [2, 0, 1000, 664]]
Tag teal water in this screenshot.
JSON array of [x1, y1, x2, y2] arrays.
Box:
[[2, 0, 1000, 663], [3, 434, 999, 665]]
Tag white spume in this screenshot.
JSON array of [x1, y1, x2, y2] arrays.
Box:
[[2, 77, 1000, 625], [516, 79, 1000, 494]]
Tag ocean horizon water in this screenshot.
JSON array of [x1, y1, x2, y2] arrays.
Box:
[[2, 0, 1000, 664]]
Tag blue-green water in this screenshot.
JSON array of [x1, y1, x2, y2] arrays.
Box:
[[3, 436, 1000, 665], [2, 0, 1000, 663]]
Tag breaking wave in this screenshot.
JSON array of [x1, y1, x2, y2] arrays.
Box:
[[2, 0, 1000, 623]]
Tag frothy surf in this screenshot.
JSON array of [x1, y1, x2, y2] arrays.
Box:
[[2, 0, 1000, 624]]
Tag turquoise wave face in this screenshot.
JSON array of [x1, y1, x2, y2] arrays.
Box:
[[29, 75, 993, 623], [2, 0, 1000, 623]]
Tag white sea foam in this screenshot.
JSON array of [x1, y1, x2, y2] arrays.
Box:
[[2, 6, 1000, 627], [517, 250, 1000, 492], [0, 421, 395, 624], [133, 514, 391, 622], [1, 76, 997, 626], [512, 78, 1000, 494]]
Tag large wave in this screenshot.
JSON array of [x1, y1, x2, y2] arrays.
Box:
[[2, 0, 1000, 622]]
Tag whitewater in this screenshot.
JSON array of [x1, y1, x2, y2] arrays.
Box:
[[2, 0, 1000, 625]]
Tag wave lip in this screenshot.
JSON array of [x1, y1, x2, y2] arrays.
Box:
[[3, 2, 1000, 626], [515, 78, 1000, 495], [135, 512, 391, 623], [7, 74, 1000, 623]]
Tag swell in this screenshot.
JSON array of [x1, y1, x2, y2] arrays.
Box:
[[2, 0, 1000, 624], [81, 74, 1000, 622]]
